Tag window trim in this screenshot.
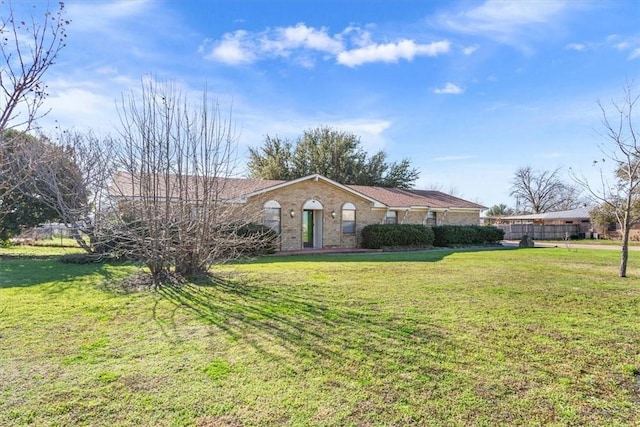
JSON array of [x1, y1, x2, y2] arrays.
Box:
[[264, 200, 281, 234], [385, 210, 397, 225], [342, 203, 356, 234]]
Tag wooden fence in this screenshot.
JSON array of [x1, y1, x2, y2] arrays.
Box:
[[496, 223, 582, 240]]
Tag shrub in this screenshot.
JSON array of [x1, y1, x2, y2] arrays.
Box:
[[361, 224, 434, 249], [60, 253, 103, 264], [432, 225, 504, 247], [235, 223, 278, 256], [92, 225, 138, 261]]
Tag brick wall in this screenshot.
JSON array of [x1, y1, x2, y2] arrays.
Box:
[[247, 179, 381, 250], [245, 179, 481, 250]]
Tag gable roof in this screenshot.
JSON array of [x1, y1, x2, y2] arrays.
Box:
[[110, 171, 484, 210], [240, 174, 386, 207]]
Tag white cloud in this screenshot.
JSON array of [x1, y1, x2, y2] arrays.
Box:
[[443, 0, 568, 32], [207, 30, 256, 65], [268, 23, 343, 55], [67, 0, 151, 32], [614, 41, 632, 50], [337, 40, 450, 67], [436, 0, 575, 50], [566, 43, 587, 51], [331, 119, 392, 151], [41, 88, 118, 132], [204, 24, 449, 68], [565, 35, 640, 60], [462, 45, 479, 55], [342, 26, 375, 48], [434, 83, 464, 95], [607, 35, 640, 60]]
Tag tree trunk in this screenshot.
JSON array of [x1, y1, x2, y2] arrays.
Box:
[[619, 224, 631, 277]]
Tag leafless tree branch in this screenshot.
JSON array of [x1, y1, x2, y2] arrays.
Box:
[[107, 79, 272, 286], [570, 80, 640, 277]]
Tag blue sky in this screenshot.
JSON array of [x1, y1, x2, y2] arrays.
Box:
[[22, 0, 640, 207]]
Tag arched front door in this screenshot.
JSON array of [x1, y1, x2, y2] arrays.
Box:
[[302, 199, 323, 249]]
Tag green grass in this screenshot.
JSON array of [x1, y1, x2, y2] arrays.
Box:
[[544, 238, 629, 246], [1, 246, 640, 426], [30, 237, 86, 248]]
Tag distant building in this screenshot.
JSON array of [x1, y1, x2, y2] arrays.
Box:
[[491, 207, 593, 240]]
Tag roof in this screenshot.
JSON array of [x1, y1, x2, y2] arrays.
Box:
[[496, 207, 592, 221], [240, 174, 386, 207], [109, 171, 285, 201], [407, 189, 487, 210], [110, 171, 485, 211], [348, 185, 486, 210]]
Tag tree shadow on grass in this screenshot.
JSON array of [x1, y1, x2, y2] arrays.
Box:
[[238, 245, 514, 265], [157, 274, 451, 388], [0, 257, 121, 290]]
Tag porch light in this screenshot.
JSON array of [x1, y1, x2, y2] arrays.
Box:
[[290, 209, 295, 218], [331, 210, 336, 219]]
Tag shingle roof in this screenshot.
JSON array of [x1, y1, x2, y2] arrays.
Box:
[[110, 172, 485, 210], [110, 171, 285, 201], [348, 185, 486, 210], [407, 189, 487, 210]]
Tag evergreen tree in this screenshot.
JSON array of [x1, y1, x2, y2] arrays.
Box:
[[248, 126, 419, 188]]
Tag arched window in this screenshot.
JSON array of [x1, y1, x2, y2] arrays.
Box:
[[342, 203, 356, 234], [264, 200, 281, 233]]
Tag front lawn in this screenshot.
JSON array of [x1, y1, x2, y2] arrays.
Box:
[[1, 246, 639, 426]]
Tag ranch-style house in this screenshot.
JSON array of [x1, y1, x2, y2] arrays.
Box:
[[110, 172, 486, 251]]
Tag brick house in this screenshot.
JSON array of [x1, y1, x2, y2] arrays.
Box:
[[110, 172, 485, 251]]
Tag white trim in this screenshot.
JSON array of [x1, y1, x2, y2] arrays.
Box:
[[264, 200, 281, 208], [303, 199, 324, 210], [241, 174, 386, 208]]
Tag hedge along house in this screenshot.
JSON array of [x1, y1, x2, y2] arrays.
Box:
[[110, 172, 486, 251]]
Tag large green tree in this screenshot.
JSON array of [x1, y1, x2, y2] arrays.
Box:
[[0, 131, 61, 240], [485, 203, 515, 217], [248, 126, 420, 188]]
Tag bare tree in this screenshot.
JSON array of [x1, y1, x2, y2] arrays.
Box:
[[0, 0, 69, 132], [0, 130, 113, 249], [108, 79, 270, 286], [572, 82, 640, 277], [0, 1, 69, 227], [32, 131, 113, 251], [511, 166, 582, 214]]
